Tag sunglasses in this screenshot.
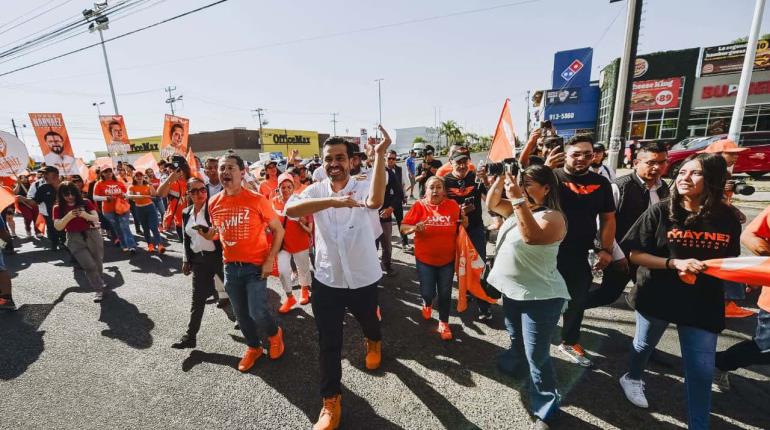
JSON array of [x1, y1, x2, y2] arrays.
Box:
[[387, 157, 397, 160], [189, 188, 207, 195]]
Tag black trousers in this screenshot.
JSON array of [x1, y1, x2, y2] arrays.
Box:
[[558, 252, 593, 345], [311, 278, 381, 398], [393, 204, 408, 246], [186, 250, 224, 338], [585, 262, 635, 309]]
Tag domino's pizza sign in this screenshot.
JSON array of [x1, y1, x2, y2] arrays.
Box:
[[552, 48, 593, 89]]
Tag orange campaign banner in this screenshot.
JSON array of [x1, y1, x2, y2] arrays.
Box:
[[92, 156, 114, 172], [680, 256, 770, 286], [99, 115, 131, 162], [28, 113, 78, 175], [185, 148, 203, 180], [133, 152, 160, 175], [160, 114, 189, 160], [455, 226, 497, 312], [0, 131, 30, 177], [488, 98, 517, 162]]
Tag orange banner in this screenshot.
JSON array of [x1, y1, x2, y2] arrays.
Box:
[[93, 157, 114, 172], [99, 115, 131, 161], [133, 152, 159, 175], [160, 114, 189, 160], [488, 99, 517, 162], [456, 226, 497, 312], [186, 148, 203, 180], [28, 113, 78, 175]]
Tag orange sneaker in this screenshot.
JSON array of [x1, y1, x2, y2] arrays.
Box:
[[437, 321, 453, 341], [313, 394, 341, 430], [147, 243, 155, 253], [421, 305, 432, 320], [364, 338, 381, 370], [158, 244, 166, 254], [300, 286, 311, 305], [278, 295, 297, 314], [268, 327, 285, 359], [238, 346, 263, 372], [725, 301, 756, 318]]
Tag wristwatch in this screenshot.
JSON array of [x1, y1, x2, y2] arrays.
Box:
[[510, 197, 527, 208]]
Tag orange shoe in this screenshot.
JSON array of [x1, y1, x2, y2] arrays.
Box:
[[376, 306, 382, 322], [268, 327, 285, 359], [437, 321, 452, 341], [299, 286, 311, 305], [570, 343, 587, 356], [421, 305, 432, 320], [158, 244, 166, 254], [313, 394, 341, 430], [278, 295, 297, 314], [147, 243, 155, 253], [725, 301, 756, 318], [238, 346, 263, 372], [364, 338, 381, 370]]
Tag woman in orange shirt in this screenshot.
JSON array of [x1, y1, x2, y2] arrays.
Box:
[[127, 170, 164, 253], [272, 173, 313, 313], [93, 167, 137, 252], [401, 176, 466, 340], [156, 156, 191, 241]]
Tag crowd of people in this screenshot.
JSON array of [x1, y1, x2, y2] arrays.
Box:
[[0, 124, 768, 430]]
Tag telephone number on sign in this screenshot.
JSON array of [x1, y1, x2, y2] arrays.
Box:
[[548, 113, 575, 120]]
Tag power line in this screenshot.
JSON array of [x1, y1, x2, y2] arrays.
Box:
[[0, 0, 77, 37]]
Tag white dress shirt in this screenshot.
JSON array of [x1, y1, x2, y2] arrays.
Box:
[[290, 177, 382, 289], [185, 206, 216, 254], [312, 166, 327, 182]]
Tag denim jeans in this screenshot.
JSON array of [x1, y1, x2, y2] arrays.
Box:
[[723, 280, 746, 301], [499, 297, 564, 420], [416, 260, 454, 322], [103, 211, 137, 248], [224, 263, 278, 348], [628, 311, 717, 430], [716, 309, 770, 371], [134, 204, 161, 246], [152, 197, 166, 223]]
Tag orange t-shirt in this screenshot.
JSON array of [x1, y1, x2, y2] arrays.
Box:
[[436, 161, 475, 178], [259, 178, 278, 199], [272, 197, 312, 253], [128, 184, 153, 207], [747, 205, 770, 312], [93, 180, 127, 213], [403, 198, 461, 266], [209, 188, 277, 265], [165, 179, 187, 227]]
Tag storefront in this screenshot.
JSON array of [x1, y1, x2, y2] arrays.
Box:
[[261, 128, 320, 159], [542, 48, 599, 137]]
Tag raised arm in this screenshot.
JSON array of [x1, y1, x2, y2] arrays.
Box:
[[365, 125, 391, 209]]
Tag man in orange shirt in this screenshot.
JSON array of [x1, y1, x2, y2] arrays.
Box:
[[435, 144, 475, 178], [208, 152, 286, 373], [715, 205, 770, 387]]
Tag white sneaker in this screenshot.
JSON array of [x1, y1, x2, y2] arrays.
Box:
[[619, 373, 648, 408], [93, 292, 104, 303], [558, 343, 593, 367]]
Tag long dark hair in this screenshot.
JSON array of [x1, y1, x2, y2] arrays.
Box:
[[669, 153, 728, 226], [519, 164, 563, 214], [56, 181, 86, 209]]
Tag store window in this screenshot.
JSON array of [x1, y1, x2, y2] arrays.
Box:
[[688, 105, 770, 137]]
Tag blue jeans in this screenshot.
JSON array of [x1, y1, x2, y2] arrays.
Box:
[[628, 311, 717, 430], [416, 260, 454, 322], [104, 212, 137, 249], [723, 280, 746, 300], [499, 297, 564, 420], [134, 204, 161, 246], [152, 197, 165, 222], [224, 263, 278, 348]]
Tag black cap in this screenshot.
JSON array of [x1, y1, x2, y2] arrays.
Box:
[[450, 151, 470, 162], [593, 143, 606, 152]]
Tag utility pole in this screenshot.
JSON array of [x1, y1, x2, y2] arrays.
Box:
[[84, 3, 119, 114], [11, 119, 18, 138], [728, 0, 767, 142], [607, 0, 643, 172], [252, 108, 266, 147], [374, 78, 383, 138], [165, 86, 183, 115], [525, 90, 531, 137], [92, 101, 105, 116], [330, 112, 339, 136]]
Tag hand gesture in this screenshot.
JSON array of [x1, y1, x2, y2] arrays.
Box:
[[330, 194, 363, 208], [528, 129, 542, 145], [374, 125, 392, 155], [504, 172, 523, 199]]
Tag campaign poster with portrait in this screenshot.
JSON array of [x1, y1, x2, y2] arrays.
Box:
[[0, 131, 31, 176], [99, 115, 131, 162], [160, 114, 189, 160], [28, 112, 78, 175]]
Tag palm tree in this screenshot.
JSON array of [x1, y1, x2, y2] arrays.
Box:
[[439, 120, 462, 149]]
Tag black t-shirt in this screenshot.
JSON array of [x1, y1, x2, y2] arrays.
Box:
[[416, 159, 443, 196], [443, 171, 486, 230], [34, 183, 57, 212], [621, 201, 741, 333], [554, 168, 615, 252]]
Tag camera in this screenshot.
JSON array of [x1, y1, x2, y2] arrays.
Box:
[[730, 179, 755, 196], [170, 155, 187, 170], [540, 120, 552, 129], [486, 157, 519, 176]]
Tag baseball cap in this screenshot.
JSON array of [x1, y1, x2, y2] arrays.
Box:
[[699, 139, 748, 154], [277, 172, 294, 186], [450, 150, 471, 162]]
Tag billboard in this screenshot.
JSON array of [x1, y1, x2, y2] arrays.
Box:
[[692, 69, 770, 109], [99, 115, 131, 161], [544, 88, 581, 105], [28, 112, 78, 175], [543, 86, 599, 127], [552, 47, 593, 89], [261, 128, 319, 158], [630, 77, 682, 111], [160, 114, 189, 159], [129, 135, 162, 154], [701, 39, 770, 76]]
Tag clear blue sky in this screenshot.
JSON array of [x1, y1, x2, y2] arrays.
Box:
[[1, 0, 768, 160]]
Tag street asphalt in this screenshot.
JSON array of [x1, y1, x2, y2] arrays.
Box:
[[1, 199, 769, 429]]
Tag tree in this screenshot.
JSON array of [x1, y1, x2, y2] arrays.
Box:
[[731, 34, 770, 43], [413, 136, 427, 144], [438, 120, 463, 149]]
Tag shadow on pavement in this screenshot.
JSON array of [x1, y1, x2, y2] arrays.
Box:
[[0, 304, 52, 380], [99, 290, 155, 349]]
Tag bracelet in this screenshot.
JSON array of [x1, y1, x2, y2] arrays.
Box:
[[665, 258, 672, 270]]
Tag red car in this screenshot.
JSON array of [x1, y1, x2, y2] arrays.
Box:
[[663, 132, 770, 179]]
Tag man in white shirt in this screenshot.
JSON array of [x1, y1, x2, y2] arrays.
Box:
[[286, 127, 390, 430], [202, 157, 223, 196]]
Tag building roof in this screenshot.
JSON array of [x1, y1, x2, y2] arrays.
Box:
[[189, 128, 260, 153]]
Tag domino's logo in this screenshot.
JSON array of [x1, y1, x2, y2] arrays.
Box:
[[560, 59, 584, 82]]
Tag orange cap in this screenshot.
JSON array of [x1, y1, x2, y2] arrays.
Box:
[[698, 139, 748, 154]]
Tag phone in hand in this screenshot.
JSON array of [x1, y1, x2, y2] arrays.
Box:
[[192, 225, 210, 234]]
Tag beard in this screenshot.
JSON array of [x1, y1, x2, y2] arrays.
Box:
[[51, 146, 64, 155]]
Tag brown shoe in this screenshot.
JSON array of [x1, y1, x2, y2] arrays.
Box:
[[313, 394, 341, 430], [364, 338, 381, 370], [238, 346, 263, 372]]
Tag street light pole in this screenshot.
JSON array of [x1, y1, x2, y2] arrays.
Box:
[[98, 27, 119, 115], [375, 78, 383, 138], [728, 0, 767, 142], [92, 101, 105, 116], [84, 3, 119, 115]]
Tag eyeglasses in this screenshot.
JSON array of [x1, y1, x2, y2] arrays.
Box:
[[189, 188, 207, 195], [641, 160, 668, 167]]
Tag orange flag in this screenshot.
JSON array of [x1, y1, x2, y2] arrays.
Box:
[[186, 148, 203, 180], [488, 98, 517, 162], [680, 256, 770, 286], [36, 213, 46, 235], [455, 226, 497, 312], [0, 185, 15, 211], [133, 152, 159, 175]]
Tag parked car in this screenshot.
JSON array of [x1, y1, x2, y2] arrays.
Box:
[[663, 132, 770, 179]]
